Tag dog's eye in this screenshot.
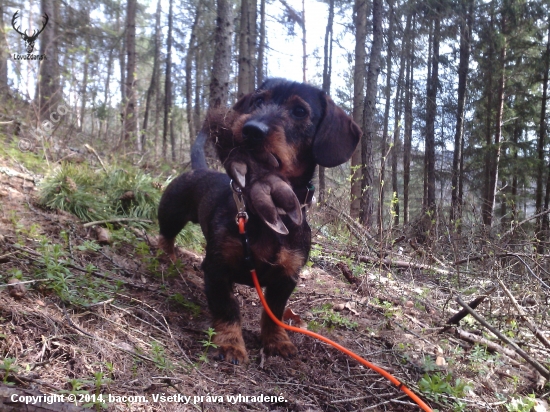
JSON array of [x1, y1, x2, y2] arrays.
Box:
[[254, 97, 264, 108], [292, 106, 307, 118]]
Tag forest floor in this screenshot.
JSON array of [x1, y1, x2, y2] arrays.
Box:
[[0, 149, 549, 412]]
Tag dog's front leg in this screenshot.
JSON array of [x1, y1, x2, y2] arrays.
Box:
[[260, 275, 298, 358], [203, 258, 248, 364]]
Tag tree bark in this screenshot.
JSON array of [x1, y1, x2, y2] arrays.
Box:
[[540, 25, 550, 240], [391, 8, 411, 227], [450, 0, 473, 222], [257, 0, 266, 86], [424, 10, 440, 213], [350, 0, 368, 219], [302, 0, 307, 82], [142, 0, 162, 153], [79, 42, 90, 132], [319, 0, 334, 205], [379, 0, 393, 232], [185, 2, 200, 142], [163, 0, 174, 160], [191, 0, 234, 169], [238, 0, 254, 96], [0, 5, 8, 93], [537, 25, 550, 241], [118, 7, 126, 115], [210, 0, 234, 109], [403, 12, 416, 225], [482, 16, 506, 226], [39, 0, 59, 122], [360, 0, 383, 227], [123, 0, 137, 151]]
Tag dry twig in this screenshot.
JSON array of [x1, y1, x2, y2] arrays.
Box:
[[456, 296, 550, 380]]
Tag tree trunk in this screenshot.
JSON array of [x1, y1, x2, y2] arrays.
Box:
[[482, 17, 506, 227], [451, 0, 473, 222], [423, 20, 433, 208], [350, 0, 368, 219], [163, 0, 174, 160], [185, 2, 200, 150], [249, 0, 257, 89], [257, 0, 266, 85], [379, 0, 393, 232], [142, 0, 162, 153], [425, 11, 440, 213], [536, 25, 550, 240], [0, 5, 8, 92], [302, 0, 307, 82], [191, 0, 234, 169], [391, 8, 411, 227], [238, 0, 253, 96], [79, 43, 90, 132], [360, 0, 383, 227], [118, 7, 126, 114], [209, 0, 234, 109], [403, 13, 416, 225], [319, 0, 334, 205], [123, 0, 137, 151], [39, 0, 59, 122]]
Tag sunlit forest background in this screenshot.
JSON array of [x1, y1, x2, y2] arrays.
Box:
[[1, 0, 549, 236]]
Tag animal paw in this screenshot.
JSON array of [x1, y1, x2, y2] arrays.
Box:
[[262, 330, 297, 358], [213, 344, 249, 365], [212, 322, 248, 364]]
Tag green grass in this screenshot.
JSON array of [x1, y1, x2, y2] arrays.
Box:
[[38, 163, 165, 224]]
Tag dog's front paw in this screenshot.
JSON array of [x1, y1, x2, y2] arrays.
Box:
[[262, 329, 297, 359], [213, 344, 249, 365], [212, 322, 248, 365]]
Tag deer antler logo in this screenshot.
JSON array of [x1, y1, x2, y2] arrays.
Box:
[[12, 11, 49, 54]]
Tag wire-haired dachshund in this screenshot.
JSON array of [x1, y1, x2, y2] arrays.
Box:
[[158, 79, 361, 364]]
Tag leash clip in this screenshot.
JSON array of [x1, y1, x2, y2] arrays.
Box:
[[230, 179, 248, 224]]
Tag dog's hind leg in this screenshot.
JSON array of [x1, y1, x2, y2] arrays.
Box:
[[157, 174, 200, 261]]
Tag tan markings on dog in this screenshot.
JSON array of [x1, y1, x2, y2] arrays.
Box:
[[260, 311, 297, 358], [285, 95, 312, 116], [265, 125, 304, 178], [230, 113, 252, 143], [157, 235, 176, 262], [277, 248, 305, 276], [212, 320, 248, 363], [220, 237, 244, 268]]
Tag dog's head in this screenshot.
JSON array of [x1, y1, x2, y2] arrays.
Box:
[[208, 79, 361, 233]]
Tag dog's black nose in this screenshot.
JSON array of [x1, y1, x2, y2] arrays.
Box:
[[242, 120, 269, 142]]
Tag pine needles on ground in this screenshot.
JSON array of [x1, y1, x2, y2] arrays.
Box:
[[38, 163, 164, 224]]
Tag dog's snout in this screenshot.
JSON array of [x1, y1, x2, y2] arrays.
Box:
[[242, 120, 269, 142]]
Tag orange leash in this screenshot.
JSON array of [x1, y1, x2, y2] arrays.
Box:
[[238, 217, 432, 412]]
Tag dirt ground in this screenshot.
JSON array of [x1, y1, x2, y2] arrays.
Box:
[[0, 154, 549, 412]]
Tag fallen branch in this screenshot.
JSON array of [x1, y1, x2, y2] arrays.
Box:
[[324, 204, 376, 243], [501, 208, 550, 239], [83, 217, 153, 228], [498, 279, 550, 350], [8, 243, 160, 294], [358, 255, 450, 275], [456, 296, 550, 380], [454, 252, 550, 265], [0, 166, 36, 182], [336, 261, 360, 286], [454, 327, 518, 359], [84, 143, 108, 173], [443, 286, 497, 327]]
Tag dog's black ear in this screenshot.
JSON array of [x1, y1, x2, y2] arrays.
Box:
[[313, 93, 362, 168], [232, 92, 255, 113], [249, 175, 302, 235]]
